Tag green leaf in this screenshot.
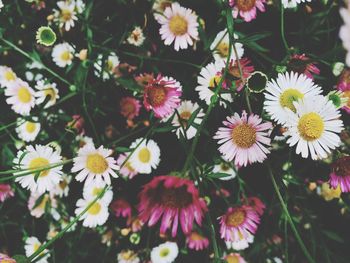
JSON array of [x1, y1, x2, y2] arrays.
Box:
[[115, 147, 131, 152], [207, 172, 231, 179], [13, 255, 30, 263], [322, 230, 344, 243]]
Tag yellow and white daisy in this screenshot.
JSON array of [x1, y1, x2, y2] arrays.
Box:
[[24, 236, 50, 263], [285, 95, 344, 160], [16, 117, 41, 142], [94, 52, 120, 80], [196, 61, 232, 107], [171, 100, 204, 139], [53, 174, 72, 197], [282, 0, 312, 9], [128, 138, 160, 174], [127, 26, 145, 46], [117, 250, 140, 263], [53, 1, 78, 31], [0, 66, 18, 88], [13, 144, 63, 193], [75, 135, 94, 149], [52, 42, 75, 68], [71, 144, 119, 185], [83, 178, 113, 205], [74, 0, 85, 14], [212, 161, 237, 181], [35, 79, 60, 108], [150, 241, 179, 263], [210, 29, 244, 62], [225, 232, 254, 251], [5, 79, 36, 116], [264, 71, 322, 124], [75, 197, 109, 228], [28, 192, 58, 219]]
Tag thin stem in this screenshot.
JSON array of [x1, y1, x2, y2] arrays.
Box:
[[206, 213, 221, 263], [280, 6, 290, 52], [268, 164, 315, 263], [29, 186, 109, 262]]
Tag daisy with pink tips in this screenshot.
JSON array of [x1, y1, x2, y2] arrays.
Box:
[[155, 2, 199, 51], [329, 156, 350, 193], [138, 175, 207, 237], [219, 205, 260, 242], [186, 232, 209, 251], [120, 97, 141, 120], [116, 153, 138, 179], [143, 74, 182, 119], [214, 111, 272, 167], [0, 184, 14, 202], [229, 0, 266, 22]]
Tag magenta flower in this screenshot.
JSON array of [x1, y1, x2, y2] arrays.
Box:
[[186, 232, 209, 251], [214, 111, 272, 167], [138, 175, 207, 237], [329, 156, 350, 192], [226, 58, 255, 92], [0, 184, 14, 202], [246, 196, 265, 216], [111, 199, 132, 219], [337, 69, 350, 113], [143, 74, 182, 119], [120, 97, 141, 120], [288, 54, 320, 80], [219, 206, 260, 242], [229, 0, 266, 22], [0, 253, 16, 263]]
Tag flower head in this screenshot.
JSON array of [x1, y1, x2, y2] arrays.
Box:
[[52, 43, 74, 68], [226, 58, 255, 92], [0, 184, 14, 202], [35, 79, 59, 108], [337, 69, 350, 113], [150, 242, 179, 263], [116, 153, 138, 179], [111, 198, 132, 219], [186, 232, 209, 251], [0, 66, 18, 88], [210, 29, 244, 62], [288, 54, 320, 80], [75, 198, 109, 228], [54, 1, 78, 31], [127, 26, 145, 46], [120, 97, 141, 120], [224, 253, 247, 263], [94, 53, 120, 80], [16, 117, 41, 142], [329, 156, 350, 193], [36, 26, 56, 46], [25, 237, 50, 263], [138, 175, 207, 237], [229, 0, 266, 22]]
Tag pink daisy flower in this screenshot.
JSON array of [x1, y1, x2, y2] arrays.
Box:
[[111, 198, 132, 219], [135, 73, 154, 87], [0, 253, 16, 263], [116, 153, 138, 179], [246, 196, 265, 216], [143, 74, 182, 119], [0, 184, 14, 202], [120, 97, 141, 120], [288, 54, 320, 80], [214, 111, 272, 167], [329, 156, 350, 192], [226, 58, 255, 92], [224, 253, 247, 263], [219, 206, 260, 242], [337, 69, 350, 113], [186, 232, 209, 251], [138, 175, 207, 237], [229, 0, 266, 22], [68, 114, 85, 134], [155, 2, 199, 51]]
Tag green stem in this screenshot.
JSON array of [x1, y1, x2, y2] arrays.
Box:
[[28, 186, 109, 262], [268, 164, 315, 263], [280, 6, 290, 52], [108, 125, 148, 146], [205, 213, 221, 262]]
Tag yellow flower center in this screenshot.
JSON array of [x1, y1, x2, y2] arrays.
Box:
[[159, 248, 170, 258], [107, 60, 114, 72], [236, 0, 256, 12], [231, 123, 256, 148], [121, 250, 135, 260], [226, 254, 240, 263], [138, 148, 151, 163], [147, 87, 167, 106], [343, 90, 350, 108], [179, 111, 192, 127], [86, 154, 108, 174], [44, 87, 56, 101], [297, 112, 324, 141], [190, 232, 204, 241], [29, 157, 50, 177], [216, 42, 229, 58], [61, 9, 72, 22], [279, 88, 304, 111], [169, 15, 188, 36], [4, 70, 16, 81], [92, 187, 102, 196], [33, 243, 40, 252], [209, 75, 222, 89], [125, 161, 135, 172], [88, 202, 101, 215], [25, 122, 36, 133], [17, 87, 32, 103], [38, 195, 49, 209], [59, 179, 68, 190], [220, 163, 230, 171], [226, 209, 246, 227], [60, 51, 72, 62]]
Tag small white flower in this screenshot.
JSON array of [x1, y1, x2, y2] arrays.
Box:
[[83, 178, 113, 205], [75, 198, 109, 228], [16, 117, 41, 142], [24, 236, 50, 263], [212, 162, 237, 181], [151, 242, 179, 263], [53, 174, 72, 197], [127, 26, 145, 46], [28, 192, 58, 219], [94, 53, 120, 80], [117, 250, 140, 263], [0, 66, 17, 88], [35, 79, 60, 108], [52, 43, 75, 68], [282, 0, 312, 9], [54, 1, 78, 31], [225, 232, 254, 250]]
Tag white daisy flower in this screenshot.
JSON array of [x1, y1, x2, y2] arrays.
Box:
[[35, 79, 60, 108], [53, 174, 72, 197], [75, 0, 85, 14], [52, 43, 75, 68], [210, 29, 244, 63], [83, 178, 113, 205], [117, 250, 140, 263], [94, 52, 120, 80], [155, 2, 199, 51], [340, 4, 350, 66], [282, 0, 312, 9], [75, 198, 109, 228], [225, 232, 254, 251], [264, 71, 322, 124], [0, 0, 3, 11], [196, 60, 232, 107], [0, 66, 18, 88], [75, 135, 94, 149], [16, 117, 41, 142], [152, 0, 173, 14], [5, 79, 36, 116], [128, 138, 160, 174], [151, 241, 179, 263], [54, 1, 78, 31], [13, 144, 63, 193], [28, 192, 58, 219], [71, 144, 119, 185], [127, 26, 145, 46], [212, 162, 237, 181], [171, 100, 204, 139], [24, 236, 50, 263], [285, 95, 344, 160]]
